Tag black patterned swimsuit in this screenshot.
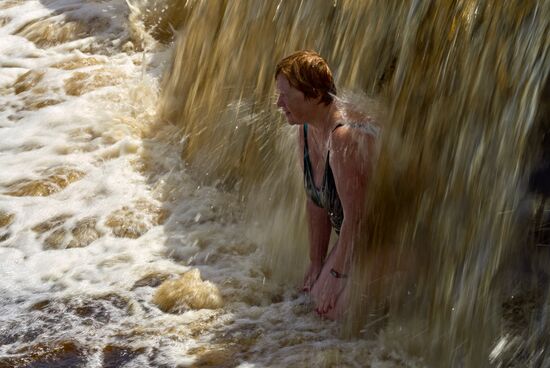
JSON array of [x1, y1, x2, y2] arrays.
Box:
[[303, 123, 344, 233]]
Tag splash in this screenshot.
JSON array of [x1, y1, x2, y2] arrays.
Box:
[[153, 268, 224, 312], [1, 0, 548, 366], [158, 0, 400, 284], [158, 0, 549, 365]]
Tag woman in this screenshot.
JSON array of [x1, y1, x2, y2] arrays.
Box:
[[275, 50, 377, 319]]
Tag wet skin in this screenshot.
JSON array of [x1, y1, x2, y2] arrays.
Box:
[[275, 75, 373, 319]]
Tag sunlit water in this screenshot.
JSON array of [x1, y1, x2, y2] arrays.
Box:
[[0, 1, 423, 367], [1, 0, 548, 367], [156, 1, 549, 366]]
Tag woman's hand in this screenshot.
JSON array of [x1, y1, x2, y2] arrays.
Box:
[[310, 263, 347, 316], [302, 261, 322, 292]]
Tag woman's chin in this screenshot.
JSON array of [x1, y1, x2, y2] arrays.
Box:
[[285, 116, 301, 125]]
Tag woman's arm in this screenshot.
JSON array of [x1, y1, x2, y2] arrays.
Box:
[[315, 126, 373, 313], [307, 198, 332, 264], [331, 127, 372, 274], [304, 198, 332, 289]]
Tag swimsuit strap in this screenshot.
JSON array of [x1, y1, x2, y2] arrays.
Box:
[[304, 123, 310, 152], [303, 124, 323, 207], [326, 123, 343, 156]]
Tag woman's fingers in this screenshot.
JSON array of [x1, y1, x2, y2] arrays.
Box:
[[302, 263, 322, 293], [314, 277, 347, 317], [328, 294, 335, 310], [309, 266, 347, 318], [302, 278, 310, 292], [302, 275, 312, 292], [317, 293, 334, 314], [316, 289, 336, 315]]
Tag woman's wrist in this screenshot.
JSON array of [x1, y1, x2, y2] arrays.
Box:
[[330, 268, 348, 279]]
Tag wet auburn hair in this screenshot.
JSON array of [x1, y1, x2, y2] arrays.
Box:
[[275, 50, 336, 105]]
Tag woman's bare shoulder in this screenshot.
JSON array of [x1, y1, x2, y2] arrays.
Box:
[[330, 118, 378, 171], [332, 118, 379, 145], [334, 91, 385, 138], [331, 124, 374, 157]]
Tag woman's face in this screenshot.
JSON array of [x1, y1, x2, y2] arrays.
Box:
[[275, 74, 315, 125]]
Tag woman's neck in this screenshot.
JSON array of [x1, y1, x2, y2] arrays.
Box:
[[307, 102, 341, 137]]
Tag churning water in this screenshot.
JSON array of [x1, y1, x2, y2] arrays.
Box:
[[0, 0, 548, 367]]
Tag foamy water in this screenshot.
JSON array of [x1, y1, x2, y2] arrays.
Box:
[[0, 1, 424, 367]]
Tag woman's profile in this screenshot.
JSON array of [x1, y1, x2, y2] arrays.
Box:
[[274, 50, 378, 320]]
